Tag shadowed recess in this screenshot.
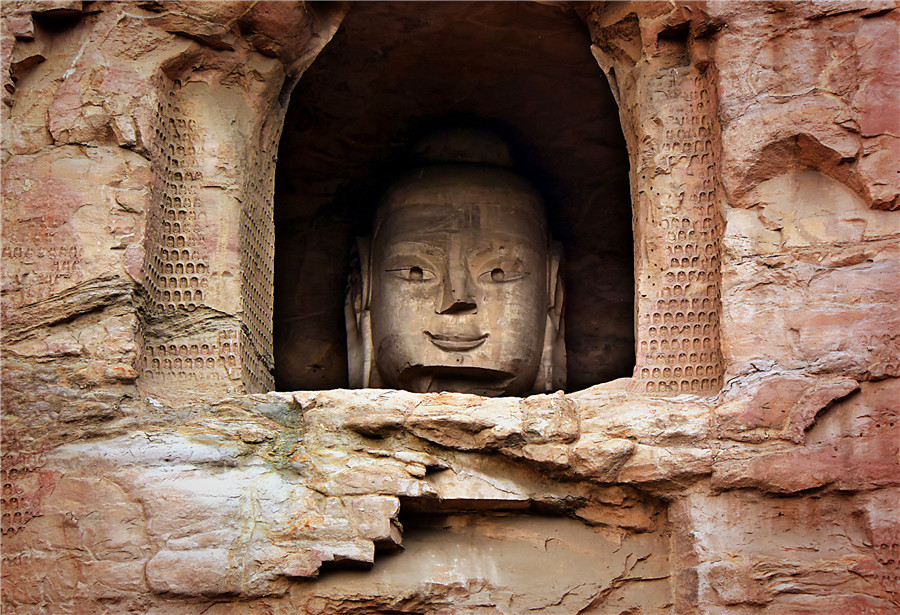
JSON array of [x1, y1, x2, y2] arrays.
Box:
[[274, 1, 634, 392]]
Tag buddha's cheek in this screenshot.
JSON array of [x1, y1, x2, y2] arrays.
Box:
[[373, 334, 409, 381], [480, 283, 546, 371], [372, 279, 431, 330], [369, 281, 432, 377]]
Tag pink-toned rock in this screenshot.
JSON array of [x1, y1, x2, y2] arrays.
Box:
[[717, 373, 859, 442], [710, 2, 900, 209], [677, 488, 899, 612], [713, 380, 900, 493], [1, 1, 898, 613], [6, 12, 34, 40]]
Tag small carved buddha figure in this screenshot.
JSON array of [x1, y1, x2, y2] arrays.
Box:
[[345, 129, 565, 396]]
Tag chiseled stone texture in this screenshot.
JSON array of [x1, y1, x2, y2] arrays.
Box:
[[2, 1, 899, 614]]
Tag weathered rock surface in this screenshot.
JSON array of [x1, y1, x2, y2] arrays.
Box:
[[3, 379, 897, 612], [2, 1, 898, 614]]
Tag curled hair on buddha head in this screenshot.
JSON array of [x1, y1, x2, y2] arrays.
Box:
[[345, 126, 566, 395]]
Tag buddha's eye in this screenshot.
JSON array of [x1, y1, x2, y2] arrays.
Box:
[[387, 265, 435, 282], [479, 261, 527, 284]]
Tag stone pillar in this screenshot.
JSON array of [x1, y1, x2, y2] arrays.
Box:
[[632, 64, 725, 396], [133, 2, 346, 403], [586, 4, 725, 396], [137, 60, 288, 401], [238, 113, 280, 394], [138, 77, 249, 401]]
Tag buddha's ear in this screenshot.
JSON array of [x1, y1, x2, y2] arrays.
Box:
[[535, 241, 566, 392], [345, 237, 374, 387]]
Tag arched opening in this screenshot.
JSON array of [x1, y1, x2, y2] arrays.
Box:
[[273, 2, 635, 393]]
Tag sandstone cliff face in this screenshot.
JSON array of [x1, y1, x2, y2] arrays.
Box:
[[2, 2, 898, 614]]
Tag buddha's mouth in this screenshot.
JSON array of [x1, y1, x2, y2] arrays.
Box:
[[425, 331, 488, 352]]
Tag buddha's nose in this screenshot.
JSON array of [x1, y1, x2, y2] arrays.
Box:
[[438, 262, 477, 314]]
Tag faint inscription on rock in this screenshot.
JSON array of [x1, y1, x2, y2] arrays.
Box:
[[1, 439, 55, 536]]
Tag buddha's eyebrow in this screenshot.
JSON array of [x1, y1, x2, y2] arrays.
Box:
[[382, 240, 447, 256]]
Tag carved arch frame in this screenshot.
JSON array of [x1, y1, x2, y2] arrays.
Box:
[[135, 4, 725, 402]]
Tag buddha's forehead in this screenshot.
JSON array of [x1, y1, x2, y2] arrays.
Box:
[[375, 165, 548, 248], [376, 202, 546, 247]]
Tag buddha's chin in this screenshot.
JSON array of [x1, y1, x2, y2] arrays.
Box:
[[395, 365, 518, 397]]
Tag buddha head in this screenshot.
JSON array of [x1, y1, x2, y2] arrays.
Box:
[[345, 128, 565, 396]]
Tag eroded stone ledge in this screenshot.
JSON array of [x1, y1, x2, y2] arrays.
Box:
[[4, 376, 896, 612]]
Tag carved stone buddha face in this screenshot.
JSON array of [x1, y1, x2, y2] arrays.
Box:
[[345, 133, 565, 396]]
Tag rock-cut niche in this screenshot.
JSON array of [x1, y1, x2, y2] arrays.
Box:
[[273, 2, 634, 393]]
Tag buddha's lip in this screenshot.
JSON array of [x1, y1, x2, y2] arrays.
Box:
[[425, 331, 488, 351]]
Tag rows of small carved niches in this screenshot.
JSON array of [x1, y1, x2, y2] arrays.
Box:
[[142, 80, 211, 315], [636, 68, 724, 396], [1, 447, 46, 536], [638, 302, 724, 393], [639, 221, 724, 395], [239, 129, 278, 393], [137, 330, 243, 393]]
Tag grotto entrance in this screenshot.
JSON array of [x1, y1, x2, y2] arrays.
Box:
[[272, 1, 635, 393]]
